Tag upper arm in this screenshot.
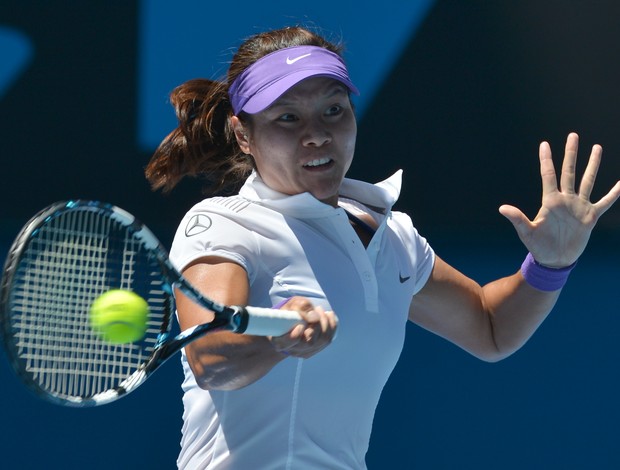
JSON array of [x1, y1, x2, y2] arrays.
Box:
[[176, 256, 250, 331]]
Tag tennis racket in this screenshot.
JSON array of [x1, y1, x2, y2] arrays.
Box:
[[0, 200, 302, 407]]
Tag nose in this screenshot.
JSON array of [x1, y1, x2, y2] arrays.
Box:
[[301, 121, 331, 147]]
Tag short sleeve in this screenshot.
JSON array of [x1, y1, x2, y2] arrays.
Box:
[[389, 211, 435, 295], [169, 204, 259, 281]]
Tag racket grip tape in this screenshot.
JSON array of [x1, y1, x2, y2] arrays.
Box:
[[241, 306, 303, 336]]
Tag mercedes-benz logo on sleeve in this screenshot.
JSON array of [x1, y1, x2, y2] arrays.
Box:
[[185, 214, 212, 237]]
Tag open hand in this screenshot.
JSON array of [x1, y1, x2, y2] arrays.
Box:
[[499, 132, 620, 267]]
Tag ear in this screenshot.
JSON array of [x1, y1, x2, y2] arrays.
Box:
[[231, 115, 251, 154]]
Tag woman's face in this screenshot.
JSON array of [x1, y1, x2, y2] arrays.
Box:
[[233, 76, 357, 207]]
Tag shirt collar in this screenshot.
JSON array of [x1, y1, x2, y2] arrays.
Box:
[[238, 170, 403, 218]]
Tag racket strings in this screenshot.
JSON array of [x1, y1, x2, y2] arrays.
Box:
[[9, 208, 168, 402]]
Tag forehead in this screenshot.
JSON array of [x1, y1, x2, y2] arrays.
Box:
[[271, 77, 348, 105]]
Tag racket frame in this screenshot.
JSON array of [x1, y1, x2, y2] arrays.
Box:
[[0, 200, 300, 406]]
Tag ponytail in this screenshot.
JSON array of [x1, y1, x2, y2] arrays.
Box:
[[145, 78, 253, 194]]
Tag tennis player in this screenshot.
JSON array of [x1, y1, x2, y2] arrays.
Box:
[[145, 26, 620, 469]]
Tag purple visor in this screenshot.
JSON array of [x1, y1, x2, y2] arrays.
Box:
[[228, 45, 359, 115]]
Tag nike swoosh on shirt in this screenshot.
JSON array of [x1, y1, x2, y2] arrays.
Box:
[[399, 273, 411, 283], [286, 53, 312, 65]]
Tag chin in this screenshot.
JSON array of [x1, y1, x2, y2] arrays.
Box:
[[311, 189, 340, 207]]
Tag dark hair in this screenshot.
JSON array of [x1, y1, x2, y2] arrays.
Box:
[[145, 26, 343, 195]]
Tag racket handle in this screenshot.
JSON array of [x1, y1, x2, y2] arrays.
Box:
[[241, 306, 303, 336]]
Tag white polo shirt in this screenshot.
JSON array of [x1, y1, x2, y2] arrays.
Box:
[[170, 170, 435, 470]]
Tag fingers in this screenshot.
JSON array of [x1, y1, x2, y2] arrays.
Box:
[[559, 132, 579, 194], [297, 306, 337, 344], [541, 133, 608, 202], [593, 180, 620, 217], [578, 143, 602, 200], [571, 138, 620, 216], [539, 140, 559, 197], [270, 297, 338, 359]]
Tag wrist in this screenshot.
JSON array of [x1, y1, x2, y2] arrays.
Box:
[[520, 252, 577, 292], [268, 336, 292, 358]]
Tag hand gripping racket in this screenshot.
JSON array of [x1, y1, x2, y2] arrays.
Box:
[[0, 200, 301, 407]]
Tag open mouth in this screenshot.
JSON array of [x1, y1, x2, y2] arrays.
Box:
[[303, 157, 333, 168]]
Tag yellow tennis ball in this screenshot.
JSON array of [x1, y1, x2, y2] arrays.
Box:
[[89, 289, 149, 344]]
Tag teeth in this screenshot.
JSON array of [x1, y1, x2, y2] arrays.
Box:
[[304, 157, 331, 167]]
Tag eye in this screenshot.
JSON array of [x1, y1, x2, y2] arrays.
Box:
[[325, 104, 343, 116], [277, 113, 298, 122]]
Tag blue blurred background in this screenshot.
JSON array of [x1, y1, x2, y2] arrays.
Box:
[[1, 1, 619, 468]]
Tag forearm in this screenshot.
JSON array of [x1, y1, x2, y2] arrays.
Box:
[[481, 272, 561, 359], [177, 259, 286, 390], [184, 300, 337, 390], [185, 332, 286, 391], [411, 256, 563, 362]]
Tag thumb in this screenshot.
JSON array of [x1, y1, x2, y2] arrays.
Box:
[[498, 204, 532, 237]]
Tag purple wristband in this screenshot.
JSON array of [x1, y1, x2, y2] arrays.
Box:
[[520, 252, 577, 291], [272, 298, 291, 309]]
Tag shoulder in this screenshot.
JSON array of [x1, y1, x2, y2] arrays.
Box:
[[170, 196, 264, 273], [387, 210, 435, 294], [188, 195, 253, 216]]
